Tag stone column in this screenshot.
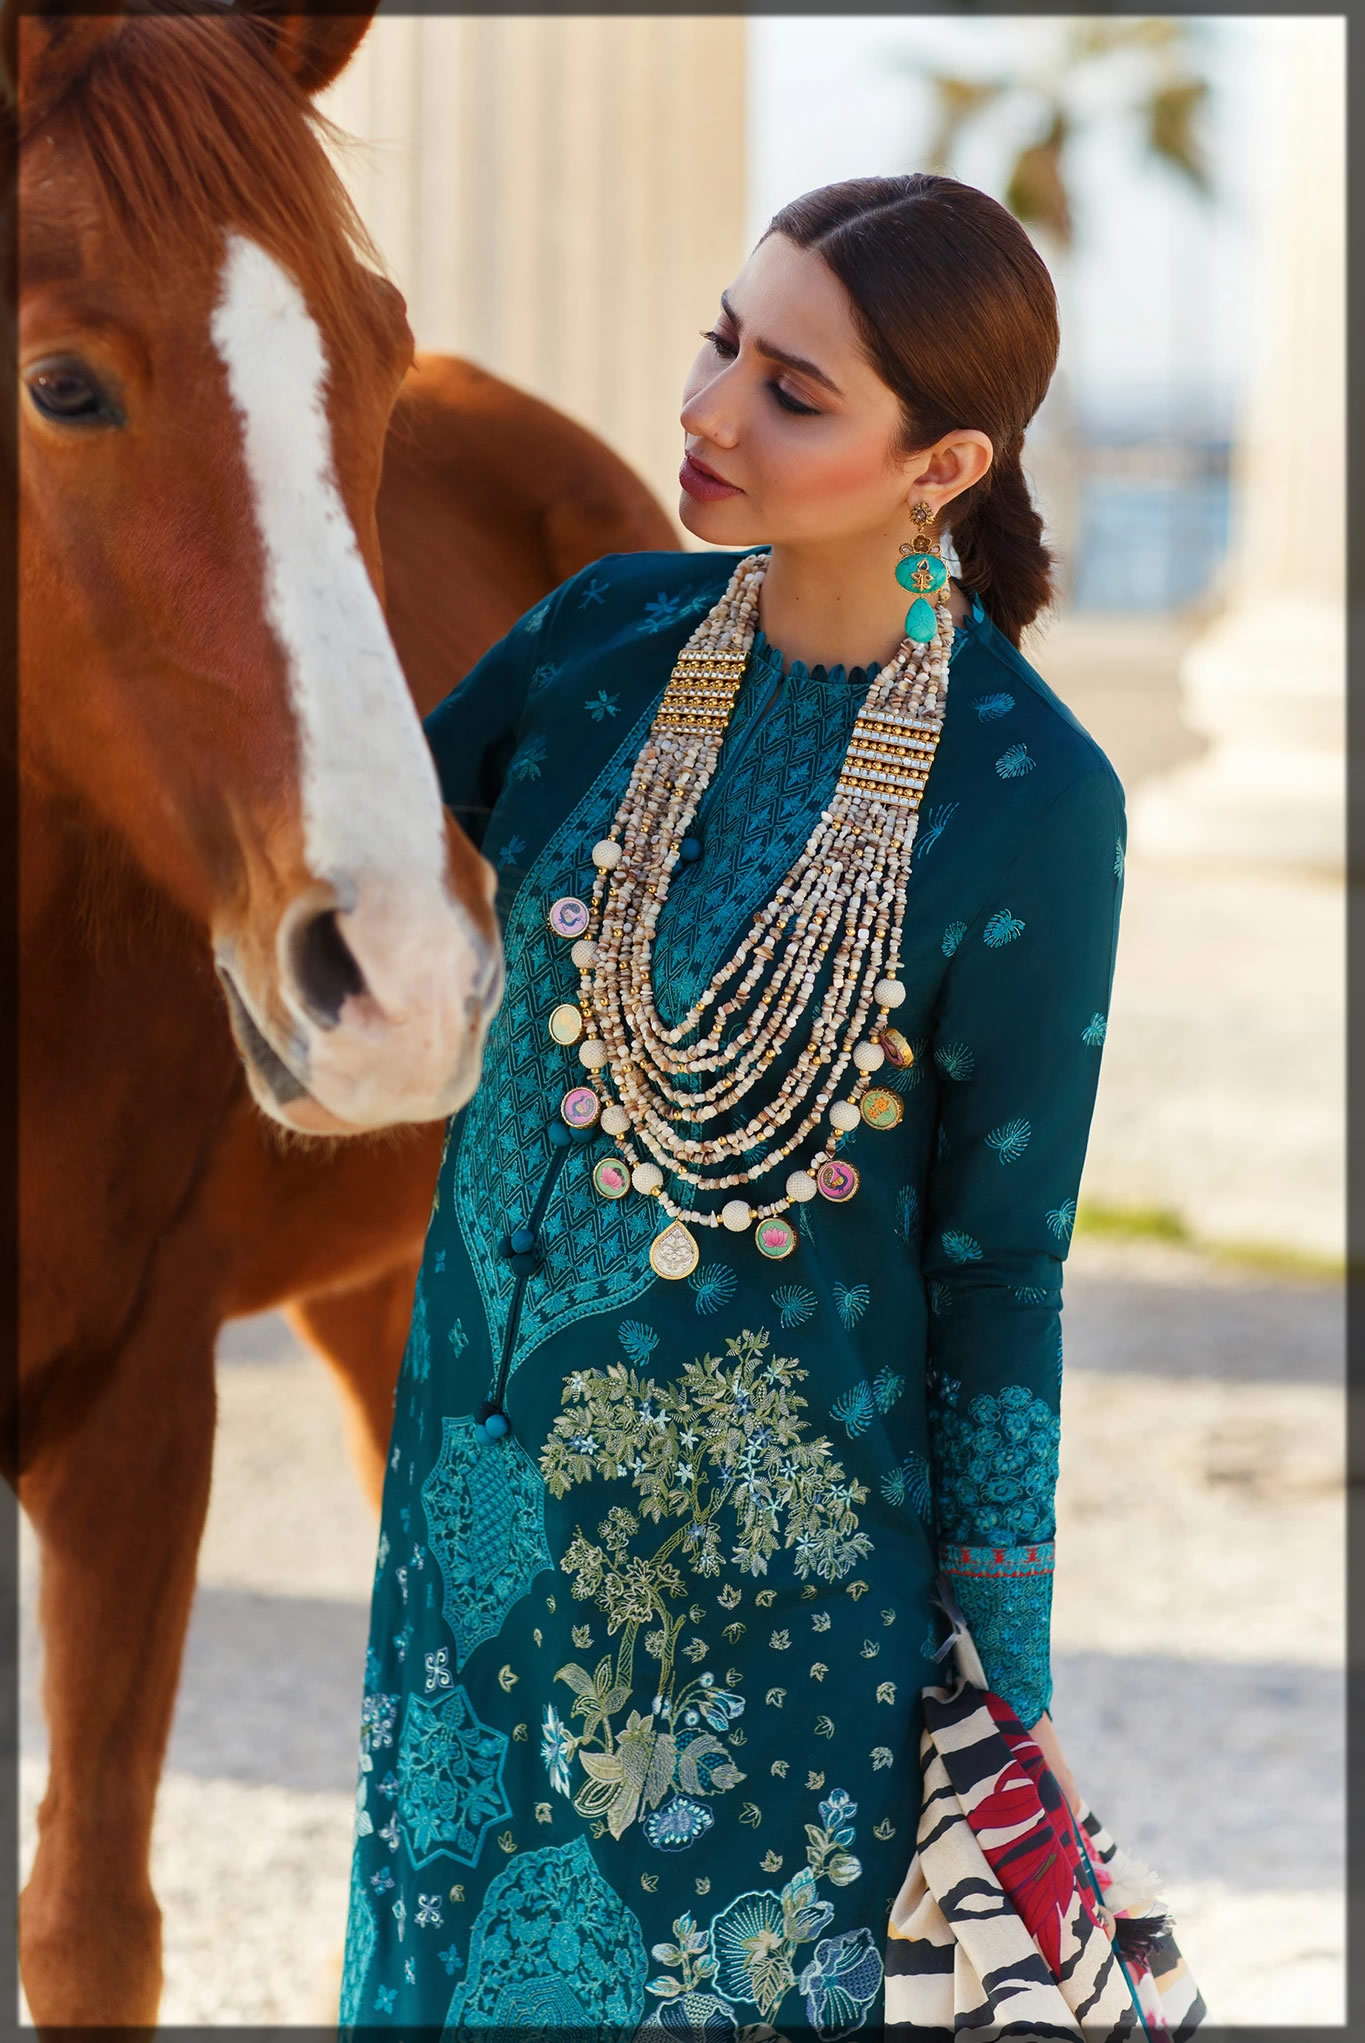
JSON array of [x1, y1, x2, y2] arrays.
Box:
[[1128, 18, 1345, 875], [319, 17, 748, 533]]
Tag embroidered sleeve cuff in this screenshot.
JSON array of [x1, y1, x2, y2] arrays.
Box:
[[938, 1540, 1055, 1726]]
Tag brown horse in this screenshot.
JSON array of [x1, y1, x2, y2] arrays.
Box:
[[11, 0, 677, 2023]]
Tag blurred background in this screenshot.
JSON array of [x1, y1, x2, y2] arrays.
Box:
[[19, 10, 1347, 2028]]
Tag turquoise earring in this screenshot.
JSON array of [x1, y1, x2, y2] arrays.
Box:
[[895, 500, 948, 644]]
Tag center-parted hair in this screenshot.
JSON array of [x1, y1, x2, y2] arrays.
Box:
[[763, 174, 1061, 650]]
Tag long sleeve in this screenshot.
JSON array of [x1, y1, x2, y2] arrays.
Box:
[[422, 577, 579, 848], [922, 763, 1126, 1726]]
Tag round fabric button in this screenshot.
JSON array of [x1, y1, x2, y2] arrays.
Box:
[[678, 836, 703, 863], [509, 1226, 537, 1255], [547, 1120, 573, 1149]]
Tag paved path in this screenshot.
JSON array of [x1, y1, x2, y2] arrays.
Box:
[[20, 1233, 1344, 2025]]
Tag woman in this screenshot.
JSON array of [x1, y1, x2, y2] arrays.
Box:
[[340, 173, 1125, 2037]]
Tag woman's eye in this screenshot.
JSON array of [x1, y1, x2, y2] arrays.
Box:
[[700, 330, 820, 418], [25, 358, 122, 426]]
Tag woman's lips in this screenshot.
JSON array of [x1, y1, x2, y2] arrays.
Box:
[[680, 451, 743, 500]]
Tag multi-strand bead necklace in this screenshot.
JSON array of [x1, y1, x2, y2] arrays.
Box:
[[544, 550, 954, 1277]]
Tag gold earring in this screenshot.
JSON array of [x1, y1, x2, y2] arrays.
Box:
[[895, 501, 948, 645]]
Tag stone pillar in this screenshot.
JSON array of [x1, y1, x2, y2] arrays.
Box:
[[1128, 18, 1345, 875], [319, 17, 749, 535]]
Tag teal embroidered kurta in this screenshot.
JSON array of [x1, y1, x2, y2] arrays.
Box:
[[341, 545, 1126, 2038]]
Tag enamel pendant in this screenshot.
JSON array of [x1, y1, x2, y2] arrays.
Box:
[[592, 1157, 631, 1200], [560, 1085, 601, 1129], [861, 1088, 903, 1130], [816, 1159, 860, 1202], [547, 896, 590, 939], [548, 1003, 584, 1045], [649, 1219, 700, 1280], [754, 1216, 796, 1260], [878, 1027, 915, 1069]]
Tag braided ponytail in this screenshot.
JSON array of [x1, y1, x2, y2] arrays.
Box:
[[948, 437, 1057, 650], [764, 174, 1061, 649]]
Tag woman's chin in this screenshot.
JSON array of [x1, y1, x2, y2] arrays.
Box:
[[677, 492, 759, 544]]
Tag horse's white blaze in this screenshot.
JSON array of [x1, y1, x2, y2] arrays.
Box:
[[209, 230, 446, 939]]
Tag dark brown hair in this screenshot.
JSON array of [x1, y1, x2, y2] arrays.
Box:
[[763, 174, 1060, 649]]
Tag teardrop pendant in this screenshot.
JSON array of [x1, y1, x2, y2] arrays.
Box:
[[649, 1218, 700, 1280], [905, 595, 938, 643]]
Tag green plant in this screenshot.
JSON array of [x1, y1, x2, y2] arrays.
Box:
[[908, 18, 1216, 248]]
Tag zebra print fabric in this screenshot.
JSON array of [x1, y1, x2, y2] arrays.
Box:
[[886, 1672, 1206, 2039]]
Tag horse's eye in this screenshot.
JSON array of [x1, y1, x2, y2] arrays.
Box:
[[25, 358, 123, 426]]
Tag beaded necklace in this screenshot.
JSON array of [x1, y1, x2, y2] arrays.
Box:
[[545, 551, 954, 1277]]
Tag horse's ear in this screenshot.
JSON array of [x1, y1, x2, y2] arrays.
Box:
[[237, 0, 380, 98], [1, 1, 126, 128]]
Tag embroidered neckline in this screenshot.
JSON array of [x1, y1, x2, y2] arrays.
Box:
[[750, 586, 984, 686]]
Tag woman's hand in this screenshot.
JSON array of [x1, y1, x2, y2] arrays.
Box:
[[1027, 1709, 1116, 1940]]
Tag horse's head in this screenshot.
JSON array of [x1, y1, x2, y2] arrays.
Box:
[[10, 0, 502, 1134]]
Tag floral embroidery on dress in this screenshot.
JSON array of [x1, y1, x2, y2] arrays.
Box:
[[339, 1848, 377, 2031], [1046, 1197, 1078, 1242], [933, 1039, 975, 1081], [995, 742, 1035, 778], [445, 1835, 648, 2030], [539, 1332, 873, 1845], [937, 1541, 1057, 1726], [973, 691, 1016, 721], [772, 1284, 818, 1329], [688, 1261, 738, 1316], [400, 1279, 430, 1384], [618, 1319, 661, 1366], [982, 907, 1026, 947], [394, 1686, 512, 1868], [928, 1377, 1059, 1548], [420, 1419, 553, 1667], [914, 801, 958, 856], [646, 1789, 881, 2034], [508, 732, 549, 782], [880, 1451, 931, 1520], [984, 1116, 1032, 1163]]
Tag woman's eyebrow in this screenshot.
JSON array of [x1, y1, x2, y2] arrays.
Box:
[[720, 291, 844, 398]]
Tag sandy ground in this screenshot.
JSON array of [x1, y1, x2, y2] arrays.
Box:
[[19, 1231, 1344, 2027]]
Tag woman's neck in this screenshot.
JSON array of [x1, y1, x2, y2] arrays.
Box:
[[756, 537, 967, 672]]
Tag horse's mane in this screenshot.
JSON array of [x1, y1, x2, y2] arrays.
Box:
[[32, 0, 390, 354]]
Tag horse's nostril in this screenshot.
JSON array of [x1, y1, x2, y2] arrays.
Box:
[[289, 907, 368, 1028]]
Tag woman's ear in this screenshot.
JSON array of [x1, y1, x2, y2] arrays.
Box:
[[905, 428, 995, 511]]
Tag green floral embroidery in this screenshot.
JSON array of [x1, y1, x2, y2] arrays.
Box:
[[538, 1332, 873, 1845], [645, 1788, 874, 2028]]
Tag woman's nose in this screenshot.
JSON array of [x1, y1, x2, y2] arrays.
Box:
[[678, 390, 735, 451], [681, 375, 740, 449]]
